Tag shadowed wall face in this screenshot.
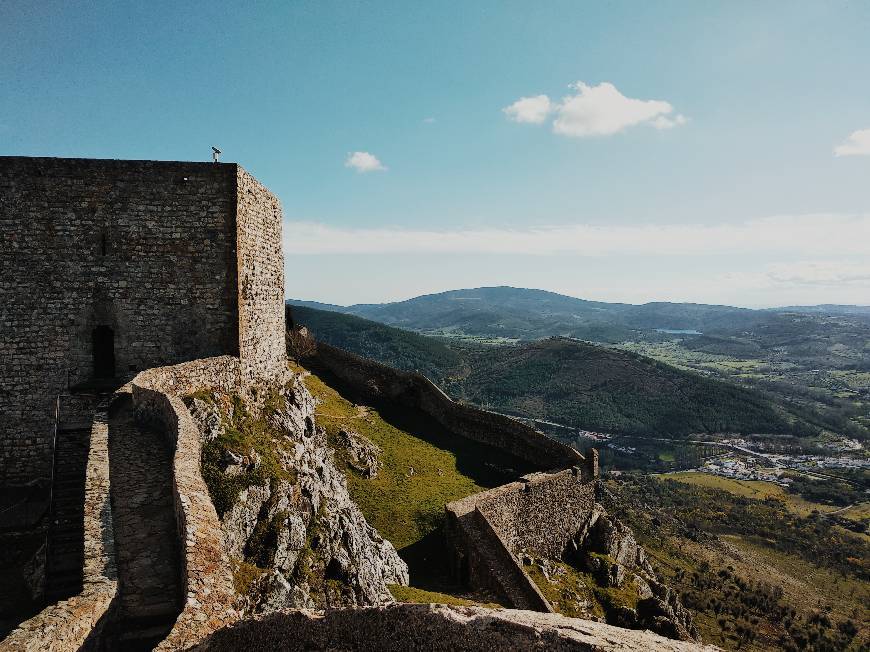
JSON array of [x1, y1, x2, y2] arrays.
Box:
[[0, 157, 284, 486]]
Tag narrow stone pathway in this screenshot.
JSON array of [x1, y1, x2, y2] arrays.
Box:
[[108, 393, 181, 650]]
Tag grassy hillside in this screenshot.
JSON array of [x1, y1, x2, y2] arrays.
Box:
[[289, 305, 463, 381], [291, 361, 523, 600]]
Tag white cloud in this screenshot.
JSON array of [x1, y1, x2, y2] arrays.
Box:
[[834, 129, 870, 157], [344, 151, 387, 173], [504, 81, 686, 137], [283, 214, 870, 257], [502, 94, 553, 124], [422, 117, 436, 124]]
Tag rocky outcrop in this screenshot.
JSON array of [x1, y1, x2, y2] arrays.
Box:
[[190, 603, 719, 651], [336, 428, 381, 478], [187, 373, 408, 616], [569, 505, 699, 642]]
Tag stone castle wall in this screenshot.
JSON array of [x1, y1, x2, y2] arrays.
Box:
[[445, 468, 597, 610], [0, 157, 239, 485], [475, 468, 597, 559], [0, 157, 286, 487], [235, 168, 286, 382], [308, 341, 583, 470]]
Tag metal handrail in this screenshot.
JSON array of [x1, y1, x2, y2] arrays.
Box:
[[45, 394, 61, 554]]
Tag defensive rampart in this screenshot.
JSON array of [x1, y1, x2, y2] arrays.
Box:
[[445, 467, 598, 610], [130, 357, 243, 650], [308, 342, 583, 470], [296, 336, 600, 614]]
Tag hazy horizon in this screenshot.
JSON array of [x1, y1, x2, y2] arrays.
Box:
[[285, 285, 869, 312]]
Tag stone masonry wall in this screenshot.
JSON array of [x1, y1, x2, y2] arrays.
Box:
[[1, 400, 117, 652], [0, 157, 240, 486], [445, 469, 597, 610], [309, 342, 583, 470], [476, 469, 598, 559], [235, 168, 286, 382], [130, 357, 243, 650]]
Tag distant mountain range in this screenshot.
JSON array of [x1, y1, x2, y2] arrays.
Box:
[[288, 287, 870, 366]]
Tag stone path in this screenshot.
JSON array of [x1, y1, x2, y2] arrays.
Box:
[[109, 393, 181, 649]]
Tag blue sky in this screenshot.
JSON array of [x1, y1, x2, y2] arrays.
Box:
[[3, 1, 869, 306]]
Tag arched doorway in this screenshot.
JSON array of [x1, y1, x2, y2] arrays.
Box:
[[92, 325, 115, 378]]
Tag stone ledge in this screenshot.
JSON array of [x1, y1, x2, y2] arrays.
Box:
[[189, 603, 721, 651]]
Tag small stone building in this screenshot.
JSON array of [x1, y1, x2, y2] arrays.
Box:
[[0, 157, 286, 488]]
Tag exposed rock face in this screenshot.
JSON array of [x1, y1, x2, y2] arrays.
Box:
[[190, 603, 719, 651], [187, 374, 408, 615], [570, 505, 699, 642], [336, 428, 382, 478]]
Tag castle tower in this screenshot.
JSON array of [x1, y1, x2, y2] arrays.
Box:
[[0, 157, 286, 491]]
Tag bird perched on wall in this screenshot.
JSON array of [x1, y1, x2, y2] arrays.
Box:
[[211, 146, 221, 163]]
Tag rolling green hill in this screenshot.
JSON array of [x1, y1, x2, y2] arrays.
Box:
[[289, 305, 847, 439]]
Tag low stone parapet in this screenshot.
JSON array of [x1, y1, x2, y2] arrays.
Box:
[[445, 468, 597, 611], [130, 357, 242, 650], [308, 342, 584, 470]]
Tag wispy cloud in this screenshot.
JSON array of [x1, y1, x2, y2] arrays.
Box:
[[503, 82, 687, 137], [834, 129, 870, 157], [344, 151, 387, 172], [284, 214, 870, 256], [720, 261, 870, 291], [422, 117, 436, 124]]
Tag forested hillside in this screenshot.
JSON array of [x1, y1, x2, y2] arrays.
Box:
[[289, 305, 844, 438]]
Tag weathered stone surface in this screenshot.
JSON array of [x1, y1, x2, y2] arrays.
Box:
[[572, 507, 699, 642], [131, 358, 243, 651], [0, 156, 285, 488], [108, 392, 181, 640], [190, 604, 720, 652], [189, 376, 408, 615], [336, 428, 382, 478]]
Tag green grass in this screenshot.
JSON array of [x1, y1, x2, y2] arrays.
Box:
[[292, 360, 524, 603], [388, 584, 502, 608], [524, 559, 607, 620]]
